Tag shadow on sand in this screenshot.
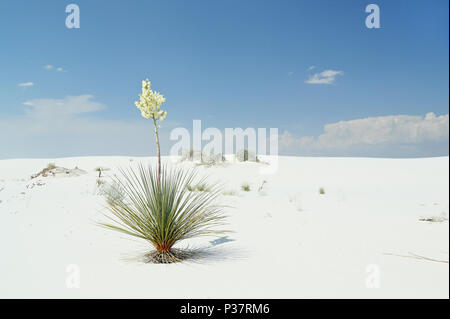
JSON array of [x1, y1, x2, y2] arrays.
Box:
[[120, 236, 246, 265]]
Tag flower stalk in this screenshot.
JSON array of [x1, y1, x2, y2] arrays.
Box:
[[134, 78, 167, 190], [152, 117, 161, 190]]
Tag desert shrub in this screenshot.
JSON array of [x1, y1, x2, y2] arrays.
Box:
[[241, 183, 251, 192], [181, 148, 201, 161], [419, 216, 448, 223], [31, 163, 57, 178], [195, 183, 209, 192], [319, 187, 325, 195], [236, 149, 258, 162], [98, 164, 228, 263], [96, 178, 105, 187], [47, 163, 56, 170], [186, 183, 209, 192], [102, 180, 125, 205], [181, 149, 225, 166], [200, 153, 226, 166]]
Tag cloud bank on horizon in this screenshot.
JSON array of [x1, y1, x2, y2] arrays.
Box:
[[280, 112, 449, 158], [0, 95, 448, 159]]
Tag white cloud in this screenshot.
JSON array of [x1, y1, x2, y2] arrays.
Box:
[[280, 113, 449, 157], [44, 65, 66, 72], [305, 69, 343, 85], [23, 95, 104, 118], [307, 66, 315, 71], [0, 95, 178, 159], [18, 82, 34, 87]]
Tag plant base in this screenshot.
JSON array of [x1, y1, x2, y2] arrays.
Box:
[[143, 248, 199, 264]]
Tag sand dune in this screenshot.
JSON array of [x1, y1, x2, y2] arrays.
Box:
[[0, 156, 448, 298]]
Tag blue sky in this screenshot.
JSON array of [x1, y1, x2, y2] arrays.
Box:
[[0, 0, 448, 158]]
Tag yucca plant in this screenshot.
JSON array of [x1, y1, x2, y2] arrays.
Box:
[[98, 78, 228, 263], [99, 164, 228, 263]]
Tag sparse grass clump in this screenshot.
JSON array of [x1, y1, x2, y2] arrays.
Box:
[[95, 178, 107, 195], [236, 149, 259, 162], [241, 183, 251, 192], [186, 183, 210, 192], [47, 163, 56, 170], [96, 178, 105, 187], [31, 163, 57, 179], [419, 216, 448, 223], [181, 148, 201, 162], [181, 149, 226, 167], [102, 180, 125, 205], [98, 165, 228, 263], [319, 187, 325, 195]]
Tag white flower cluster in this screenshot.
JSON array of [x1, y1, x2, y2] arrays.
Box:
[[135, 79, 167, 120]]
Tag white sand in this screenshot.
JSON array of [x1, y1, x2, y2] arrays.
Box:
[[0, 156, 448, 298]]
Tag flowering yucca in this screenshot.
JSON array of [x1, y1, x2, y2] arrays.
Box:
[[135, 78, 166, 188], [98, 78, 229, 263], [134, 79, 167, 121]]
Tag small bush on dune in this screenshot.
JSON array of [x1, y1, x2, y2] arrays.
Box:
[[419, 215, 448, 223], [99, 165, 228, 263], [319, 187, 325, 195], [236, 149, 258, 162], [100, 180, 125, 204], [187, 183, 210, 192], [181, 148, 202, 162], [197, 154, 226, 167], [96, 178, 105, 187], [241, 183, 251, 192], [195, 184, 209, 192], [31, 163, 57, 179], [47, 163, 56, 170], [181, 149, 226, 166]]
